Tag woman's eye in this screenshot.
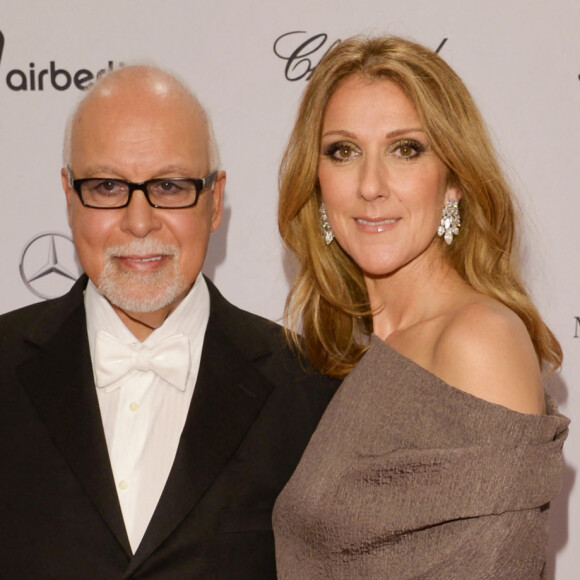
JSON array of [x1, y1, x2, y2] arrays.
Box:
[[399, 143, 415, 157], [392, 140, 424, 159], [325, 142, 360, 162], [336, 145, 352, 159]]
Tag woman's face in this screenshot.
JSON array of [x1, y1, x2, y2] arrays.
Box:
[[318, 74, 458, 279]]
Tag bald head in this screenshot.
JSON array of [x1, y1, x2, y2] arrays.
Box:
[[63, 65, 219, 170]]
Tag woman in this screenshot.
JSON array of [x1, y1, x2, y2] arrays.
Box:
[[273, 36, 569, 579]]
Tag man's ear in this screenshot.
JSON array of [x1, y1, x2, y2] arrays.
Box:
[[210, 170, 226, 232], [61, 167, 74, 227]]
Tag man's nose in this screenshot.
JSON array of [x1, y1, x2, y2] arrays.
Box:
[[120, 189, 162, 237]]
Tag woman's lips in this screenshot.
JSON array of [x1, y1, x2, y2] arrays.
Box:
[[355, 217, 399, 232]]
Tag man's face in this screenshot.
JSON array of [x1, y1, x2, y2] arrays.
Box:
[[62, 88, 224, 323]]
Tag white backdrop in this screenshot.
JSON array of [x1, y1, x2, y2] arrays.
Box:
[[1, 1, 578, 577]]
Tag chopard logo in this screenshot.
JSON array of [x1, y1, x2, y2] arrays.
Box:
[[0, 29, 121, 91], [273, 32, 340, 81], [19, 233, 81, 300], [273, 32, 448, 81]]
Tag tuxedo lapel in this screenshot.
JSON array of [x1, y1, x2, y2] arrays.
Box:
[[14, 281, 131, 557], [127, 286, 277, 573]]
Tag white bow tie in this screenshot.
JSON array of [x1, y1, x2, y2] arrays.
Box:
[[95, 330, 191, 392]]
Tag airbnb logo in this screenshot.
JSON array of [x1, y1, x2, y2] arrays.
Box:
[[0, 29, 121, 91]]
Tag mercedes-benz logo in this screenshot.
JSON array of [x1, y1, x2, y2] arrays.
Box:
[[19, 232, 82, 300]]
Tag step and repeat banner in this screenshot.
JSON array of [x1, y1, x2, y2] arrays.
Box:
[[1, 1, 578, 576]]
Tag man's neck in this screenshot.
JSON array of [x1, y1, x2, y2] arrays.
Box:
[[111, 303, 178, 341]]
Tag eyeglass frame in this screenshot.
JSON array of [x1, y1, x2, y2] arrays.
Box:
[[67, 168, 218, 209]]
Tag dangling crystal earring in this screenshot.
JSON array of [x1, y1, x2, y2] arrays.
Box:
[[437, 200, 460, 245], [319, 202, 334, 245]]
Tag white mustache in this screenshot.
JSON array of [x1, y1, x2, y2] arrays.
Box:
[[105, 239, 179, 259]]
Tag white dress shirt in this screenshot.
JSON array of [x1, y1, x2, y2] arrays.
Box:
[[85, 274, 210, 553]]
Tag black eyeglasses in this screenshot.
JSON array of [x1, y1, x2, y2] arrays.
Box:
[[68, 170, 218, 209]]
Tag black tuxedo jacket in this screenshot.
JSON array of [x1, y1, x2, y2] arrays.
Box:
[[0, 276, 338, 579]]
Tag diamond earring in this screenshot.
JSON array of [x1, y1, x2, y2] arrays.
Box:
[[319, 202, 334, 245], [437, 200, 460, 245]]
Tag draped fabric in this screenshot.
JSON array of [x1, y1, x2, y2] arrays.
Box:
[[274, 336, 569, 579]]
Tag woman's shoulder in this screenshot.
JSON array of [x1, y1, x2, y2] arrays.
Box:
[[430, 296, 545, 414]]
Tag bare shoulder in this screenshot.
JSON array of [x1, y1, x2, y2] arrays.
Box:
[[432, 298, 545, 414]]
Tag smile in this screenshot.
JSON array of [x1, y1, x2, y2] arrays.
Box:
[[355, 218, 398, 226], [114, 254, 170, 271], [354, 217, 399, 234], [128, 256, 164, 262]]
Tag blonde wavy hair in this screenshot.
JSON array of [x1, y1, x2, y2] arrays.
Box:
[[278, 35, 562, 378]]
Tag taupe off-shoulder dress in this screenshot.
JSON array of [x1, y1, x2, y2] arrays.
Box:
[[273, 336, 569, 579]]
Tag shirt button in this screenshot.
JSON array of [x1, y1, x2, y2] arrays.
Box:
[[118, 480, 129, 490], [129, 402, 139, 412]]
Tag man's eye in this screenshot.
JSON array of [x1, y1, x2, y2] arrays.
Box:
[[93, 180, 125, 195], [159, 180, 180, 192], [152, 180, 185, 195]]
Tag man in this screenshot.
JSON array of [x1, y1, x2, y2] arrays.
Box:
[[0, 66, 337, 579]]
